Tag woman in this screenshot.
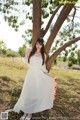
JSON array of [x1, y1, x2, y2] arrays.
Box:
[[7, 38, 57, 120]]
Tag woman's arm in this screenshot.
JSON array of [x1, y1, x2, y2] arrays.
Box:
[[44, 53, 54, 78], [25, 48, 32, 59], [22, 48, 32, 64]]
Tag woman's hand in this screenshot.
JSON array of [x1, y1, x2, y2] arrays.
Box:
[[48, 74, 54, 78], [44, 72, 54, 78]]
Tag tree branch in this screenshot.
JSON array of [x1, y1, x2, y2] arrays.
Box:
[[45, 4, 74, 54], [40, 5, 61, 37], [47, 36, 80, 72]]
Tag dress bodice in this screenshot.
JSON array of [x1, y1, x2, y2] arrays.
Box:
[[22, 55, 48, 73], [29, 55, 43, 67]]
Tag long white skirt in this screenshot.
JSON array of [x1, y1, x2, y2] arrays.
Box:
[[12, 68, 55, 114]]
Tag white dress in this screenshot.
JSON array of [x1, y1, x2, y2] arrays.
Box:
[[12, 54, 55, 114]]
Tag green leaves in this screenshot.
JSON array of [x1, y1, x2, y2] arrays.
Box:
[[25, 0, 32, 6], [43, 12, 49, 18], [6, 49, 19, 57], [77, 49, 80, 65], [41, 0, 49, 8], [0, 40, 7, 51], [18, 44, 26, 57], [4, 16, 19, 31]]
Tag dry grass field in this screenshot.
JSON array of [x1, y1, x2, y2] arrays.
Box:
[[0, 57, 80, 120]]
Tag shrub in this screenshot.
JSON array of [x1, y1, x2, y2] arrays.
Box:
[[68, 61, 73, 67]]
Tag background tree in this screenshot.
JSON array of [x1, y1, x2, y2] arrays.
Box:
[[0, 39, 7, 55], [0, 0, 80, 71], [18, 44, 26, 57], [77, 49, 80, 65], [6, 49, 19, 57], [68, 51, 77, 67], [0, 40, 19, 57]]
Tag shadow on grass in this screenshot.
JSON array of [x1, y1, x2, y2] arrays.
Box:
[[0, 76, 15, 81], [7, 86, 80, 120], [0, 76, 80, 120], [0, 76, 20, 112]]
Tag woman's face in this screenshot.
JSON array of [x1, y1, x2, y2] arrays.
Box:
[[36, 41, 42, 50]]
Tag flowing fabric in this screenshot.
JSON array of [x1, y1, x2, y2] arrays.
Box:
[[7, 55, 57, 114]]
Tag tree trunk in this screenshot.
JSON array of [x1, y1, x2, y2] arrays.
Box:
[[32, 0, 42, 47]]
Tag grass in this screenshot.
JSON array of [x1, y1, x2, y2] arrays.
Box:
[[0, 57, 80, 120]]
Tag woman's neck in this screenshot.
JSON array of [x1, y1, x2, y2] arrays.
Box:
[[36, 49, 41, 53]]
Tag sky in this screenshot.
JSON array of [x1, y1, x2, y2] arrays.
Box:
[[0, 3, 32, 51], [0, 2, 80, 52], [0, 21, 25, 51], [0, 20, 31, 51]]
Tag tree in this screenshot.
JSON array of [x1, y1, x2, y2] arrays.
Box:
[[0, 0, 80, 72], [68, 51, 77, 65], [6, 49, 19, 57], [77, 49, 80, 65], [32, 0, 80, 71], [18, 44, 26, 57], [0, 40, 7, 54]]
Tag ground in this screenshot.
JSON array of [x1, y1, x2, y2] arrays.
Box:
[[0, 57, 80, 120]]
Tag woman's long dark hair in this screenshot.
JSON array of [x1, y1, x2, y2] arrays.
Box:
[[28, 38, 48, 65]]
